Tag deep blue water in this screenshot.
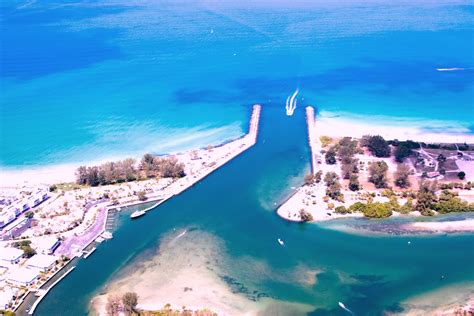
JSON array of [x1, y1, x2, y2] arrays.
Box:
[[1, 0, 473, 167]]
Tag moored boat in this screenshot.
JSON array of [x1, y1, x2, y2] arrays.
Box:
[[130, 210, 146, 219]]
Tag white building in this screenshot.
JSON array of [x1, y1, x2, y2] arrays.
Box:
[[0, 248, 23, 266], [36, 237, 61, 255], [0, 287, 18, 310], [26, 254, 57, 272], [7, 268, 39, 286]]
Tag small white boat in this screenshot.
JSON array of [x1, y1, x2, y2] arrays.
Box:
[[176, 230, 187, 239], [131, 210, 146, 219], [277, 238, 284, 246], [339, 302, 352, 313], [102, 231, 113, 239]]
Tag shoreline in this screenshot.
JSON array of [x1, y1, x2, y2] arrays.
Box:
[[11, 105, 261, 314], [2, 109, 473, 188], [276, 107, 474, 233], [317, 110, 474, 144]]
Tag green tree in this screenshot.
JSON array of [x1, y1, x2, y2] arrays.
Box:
[[22, 245, 36, 258], [415, 181, 437, 216], [366, 135, 391, 157], [325, 147, 337, 165], [394, 143, 412, 162], [348, 174, 360, 191], [299, 209, 313, 222], [394, 164, 411, 188], [362, 202, 392, 218], [368, 161, 389, 188], [334, 206, 351, 214], [122, 292, 139, 315], [324, 172, 342, 200], [314, 170, 323, 183], [457, 171, 466, 180], [75, 166, 89, 185], [304, 173, 315, 185], [106, 295, 122, 316], [349, 202, 366, 213], [137, 191, 147, 201]]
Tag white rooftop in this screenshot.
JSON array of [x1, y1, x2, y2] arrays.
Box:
[[0, 247, 23, 261], [7, 268, 39, 284], [35, 237, 59, 252], [26, 254, 57, 269]]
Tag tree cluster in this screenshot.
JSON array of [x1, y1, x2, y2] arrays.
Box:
[[368, 161, 389, 188], [140, 154, 185, 178], [337, 137, 361, 191], [12, 240, 36, 258], [325, 146, 337, 165], [394, 164, 411, 188], [76, 158, 138, 186], [106, 292, 139, 316], [324, 172, 342, 200], [345, 201, 392, 218], [299, 209, 314, 222], [76, 154, 186, 186], [362, 135, 391, 158], [304, 170, 322, 186], [393, 141, 417, 162]]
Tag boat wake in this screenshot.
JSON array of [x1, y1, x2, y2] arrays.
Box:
[[339, 302, 354, 314], [436, 67, 470, 72], [285, 89, 299, 116]]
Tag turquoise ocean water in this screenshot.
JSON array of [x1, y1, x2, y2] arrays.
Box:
[[1, 0, 473, 167], [1, 1, 474, 315]]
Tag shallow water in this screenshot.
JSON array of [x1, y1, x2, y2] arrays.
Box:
[[35, 106, 474, 315]]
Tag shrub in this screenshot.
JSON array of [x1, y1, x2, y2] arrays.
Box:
[[362, 202, 392, 218], [334, 206, 351, 214], [349, 202, 366, 213], [299, 209, 313, 222]]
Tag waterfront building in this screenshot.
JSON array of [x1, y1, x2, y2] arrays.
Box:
[[36, 237, 61, 255], [0, 247, 23, 266], [26, 254, 58, 272], [6, 268, 39, 286]]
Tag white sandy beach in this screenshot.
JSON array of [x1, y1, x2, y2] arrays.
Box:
[[317, 110, 474, 144]]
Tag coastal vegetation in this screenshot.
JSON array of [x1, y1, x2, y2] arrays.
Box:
[[392, 140, 418, 162], [337, 180, 474, 218], [368, 161, 389, 188], [394, 164, 411, 188], [324, 146, 337, 165], [324, 171, 342, 200], [362, 135, 391, 157], [105, 293, 217, 316], [75, 155, 185, 186], [299, 209, 314, 221], [11, 240, 36, 258]]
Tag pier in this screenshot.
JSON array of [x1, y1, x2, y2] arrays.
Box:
[[306, 106, 318, 174], [248, 104, 261, 144]]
